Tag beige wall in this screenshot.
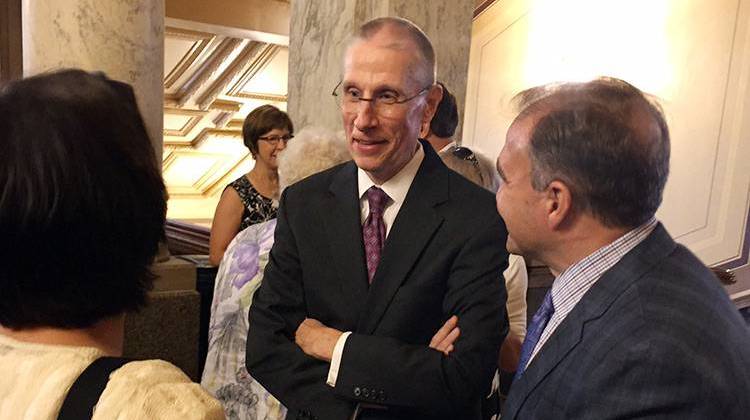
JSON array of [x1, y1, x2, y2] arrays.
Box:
[[463, 0, 750, 276], [166, 0, 289, 38]]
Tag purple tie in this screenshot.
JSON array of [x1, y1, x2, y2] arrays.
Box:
[[514, 290, 555, 381], [363, 186, 389, 283]]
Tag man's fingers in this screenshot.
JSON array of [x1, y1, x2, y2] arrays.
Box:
[[443, 324, 461, 348], [435, 326, 460, 353], [429, 315, 458, 348]]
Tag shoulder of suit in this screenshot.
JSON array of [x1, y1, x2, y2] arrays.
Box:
[[285, 161, 352, 194], [444, 169, 498, 212], [612, 246, 743, 338]]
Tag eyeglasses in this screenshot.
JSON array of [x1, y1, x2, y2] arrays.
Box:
[[258, 134, 293, 145], [332, 81, 430, 117]]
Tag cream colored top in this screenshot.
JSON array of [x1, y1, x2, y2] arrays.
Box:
[[0, 334, 224, 420], [505, 254, 528, 340]]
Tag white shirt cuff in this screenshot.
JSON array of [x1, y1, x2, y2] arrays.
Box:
[[326, 331, 352, 387]]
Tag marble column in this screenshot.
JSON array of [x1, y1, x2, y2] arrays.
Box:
[[22, 0, 165, 158], [288, 0, 474, 140]]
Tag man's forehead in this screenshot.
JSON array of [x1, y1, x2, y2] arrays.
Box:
[[342, 40, 417, 87], [506, 115, 535, 148]]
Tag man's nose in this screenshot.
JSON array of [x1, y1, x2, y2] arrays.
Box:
[[353, 100, 378, 131]]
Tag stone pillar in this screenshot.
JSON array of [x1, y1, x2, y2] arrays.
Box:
[[22, 0, 165, 158], [288, 0, 474, 140]]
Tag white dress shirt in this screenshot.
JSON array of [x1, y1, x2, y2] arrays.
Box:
[[327, 143, 424, 387]]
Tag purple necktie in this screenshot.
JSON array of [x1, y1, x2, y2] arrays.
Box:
[[363, 186, 389, 283], [514, 290, 555, 381]]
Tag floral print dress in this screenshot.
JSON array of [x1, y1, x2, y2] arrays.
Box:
[[201, 219, 286, 420]]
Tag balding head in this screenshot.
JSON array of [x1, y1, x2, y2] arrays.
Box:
[[511, 77, 670, 228], [348, 17, 436, 88]]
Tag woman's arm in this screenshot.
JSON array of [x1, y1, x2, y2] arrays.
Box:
[[208, 188, 244, 266]]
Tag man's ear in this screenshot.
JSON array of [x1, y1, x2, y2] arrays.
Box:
[[421, 83, 443, 127], [420, 121, 431, 138], [544, 180, 573, 230]]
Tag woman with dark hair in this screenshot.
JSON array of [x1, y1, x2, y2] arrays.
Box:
[[209, 105, 293, 266], [0, 69, 223, 419]]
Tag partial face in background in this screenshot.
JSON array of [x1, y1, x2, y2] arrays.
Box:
[[341, 29, 439, 184], [496, 116, 549, 259], [255, 127, 290, 170]]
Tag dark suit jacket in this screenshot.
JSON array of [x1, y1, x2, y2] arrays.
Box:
[[504, 223, 750, 419], [246, 143, 509, 420]]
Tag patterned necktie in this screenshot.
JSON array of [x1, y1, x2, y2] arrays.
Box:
[[514, 290, 555, 381], [362, 186, 389, 283]]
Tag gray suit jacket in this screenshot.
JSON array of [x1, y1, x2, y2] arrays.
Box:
[[246, 143, 509, 420], [504, 223, 750, 419]]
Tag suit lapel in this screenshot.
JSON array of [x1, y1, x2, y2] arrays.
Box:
[[504, 224, 677, 419], [356, 144, 449, 334], [320, 162, 369, 316]]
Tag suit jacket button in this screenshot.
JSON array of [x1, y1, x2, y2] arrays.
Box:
[[362, 387, 370, 398], [353, 386, 361, 397], [379, 391, 386, 401]]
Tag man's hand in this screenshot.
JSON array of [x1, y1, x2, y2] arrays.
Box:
[[295, 318, 343, 362], [429, 315, 460, 356]]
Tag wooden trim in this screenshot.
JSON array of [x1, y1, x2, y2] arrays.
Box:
[[197, 41, 263, 110], [165, 219, 210, 255], [227, 44, 280, 97], [231, 91, 287, 102], [175, 37, 243, 107], [0, 0, 22, 82], [191, 127, 242, 147], [208, 98, 243, 112], [226, 119, 244, 130], [473, 0, 498, 19], [205, 153, 251, 196], [163, 108, 207, 137], [164, 27, 215, 89], [212, 111, 233, 128]]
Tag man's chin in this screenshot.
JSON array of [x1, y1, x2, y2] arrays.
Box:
[[352, 155, 381, 172], [505, 238, 522, 256]]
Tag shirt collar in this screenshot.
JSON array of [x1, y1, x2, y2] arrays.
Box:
[[550, 218, 659, 308], [357, 142, 424, 205]]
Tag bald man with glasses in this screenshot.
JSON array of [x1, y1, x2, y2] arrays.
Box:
[[246, 17, 509, 420]]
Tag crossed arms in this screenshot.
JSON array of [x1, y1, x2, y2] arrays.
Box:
[[246, 189, 509, 418]]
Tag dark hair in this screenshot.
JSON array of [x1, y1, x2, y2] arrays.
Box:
[[514, 77, 670, 228], [356, 16, 436, 87], [430, 82, 458, 137], [242, 105, 294, 156], [0, 69, 167, 329]]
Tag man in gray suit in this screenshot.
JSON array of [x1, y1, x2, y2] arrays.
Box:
[[498, 77, 750, 419]]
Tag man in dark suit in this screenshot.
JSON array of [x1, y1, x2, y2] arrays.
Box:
[[498, 77, 750, 419], [246, 17, 509, 420]]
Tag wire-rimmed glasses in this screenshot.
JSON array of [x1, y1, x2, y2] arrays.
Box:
[[331, 81, 430, 117]]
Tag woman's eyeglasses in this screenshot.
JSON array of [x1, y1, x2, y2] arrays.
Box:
[[258, 134, 294, 145]]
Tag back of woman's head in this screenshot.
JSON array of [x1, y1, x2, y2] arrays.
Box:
[[0, 69, 167, 329], [439, 145, 500, 193], [277, 126, 351, 192]]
